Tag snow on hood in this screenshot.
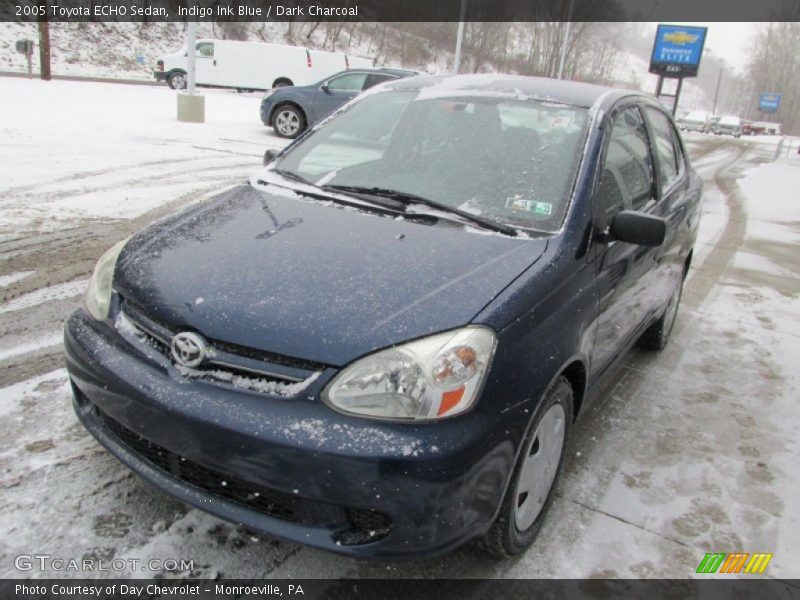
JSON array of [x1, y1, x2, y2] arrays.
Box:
[[114, 184, 547, 366]]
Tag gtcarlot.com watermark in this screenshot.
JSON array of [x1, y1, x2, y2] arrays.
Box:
[[14, 553, 194, 573]]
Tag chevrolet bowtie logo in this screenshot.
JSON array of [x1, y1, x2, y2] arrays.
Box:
[[663, 32, 700, 45]]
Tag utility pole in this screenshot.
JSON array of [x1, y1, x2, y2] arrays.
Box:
[[177, 13, 205, 123], [186, 20, 197, 94], [557, 0, 575, 80], [711, 62, 724, 116], [453, 0, 467, 74], [37, 2, 51, 81]]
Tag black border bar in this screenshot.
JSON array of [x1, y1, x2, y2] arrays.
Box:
[[2, 579, 800, 600], [2, 0, 800, 23]]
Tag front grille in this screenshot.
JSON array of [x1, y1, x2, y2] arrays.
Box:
[[123, 299, 328, 372], [92, 405, 391, 544], [116, 298, 327, 395]]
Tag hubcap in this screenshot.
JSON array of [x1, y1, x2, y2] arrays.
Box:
[[513, 403, 566, 531], [171, 74, 185, 89], [275, 110, 300, 136]]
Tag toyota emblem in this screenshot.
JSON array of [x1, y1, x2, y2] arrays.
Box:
[[170, 332, 207, 368]]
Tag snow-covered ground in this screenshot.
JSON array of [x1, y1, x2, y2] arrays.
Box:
[[0, 79, 798, 579], [0, 77, 285, 237]]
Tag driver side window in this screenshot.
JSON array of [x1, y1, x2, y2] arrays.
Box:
[[327, 73, 368, 92], [598, 106, 654, 227]]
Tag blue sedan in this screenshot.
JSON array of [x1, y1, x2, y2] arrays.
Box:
[[66, 75, 701, 558], [260, 67, 416, 138]]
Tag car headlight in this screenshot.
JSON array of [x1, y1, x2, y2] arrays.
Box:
[[84, 239, 127, 321], [323, 326, 496, 421]]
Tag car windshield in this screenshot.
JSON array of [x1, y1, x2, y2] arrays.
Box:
[[273, 89, 590, 233]]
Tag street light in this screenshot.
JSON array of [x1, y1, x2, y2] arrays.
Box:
[[712, 60, 725, 116], [453, 0, 467, 74], [557, 0, 576, 80]]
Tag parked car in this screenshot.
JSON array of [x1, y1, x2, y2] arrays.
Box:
[[705, 115, 721, 133], [154, 39, 373, 91], [711, 115, 742, 137], [261, 67, 417, 138], [65, 75, 701, 559], [676, 111, 709, 133]]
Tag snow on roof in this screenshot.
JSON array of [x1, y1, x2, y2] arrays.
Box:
[[388, 74, 628, 109]]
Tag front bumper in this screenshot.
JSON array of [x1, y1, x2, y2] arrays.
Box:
[[64, 308, 524, 558]]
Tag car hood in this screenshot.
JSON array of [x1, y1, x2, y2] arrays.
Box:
[[114, 184, 546, 367]]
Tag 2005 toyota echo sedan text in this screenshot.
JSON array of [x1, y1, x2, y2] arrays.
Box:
[[65, 75, 701, 558]]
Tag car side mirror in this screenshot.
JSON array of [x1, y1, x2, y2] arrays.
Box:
[[263, 149, 278, 166], [609, 211, 666, 247], [321, 83, 331, 94]]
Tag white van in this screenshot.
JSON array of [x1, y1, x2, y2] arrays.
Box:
[[155, 39, 375, 91]]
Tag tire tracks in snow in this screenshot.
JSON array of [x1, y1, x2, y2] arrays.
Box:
[[0, 179, 243, 388], [681, 142, 750, 310]]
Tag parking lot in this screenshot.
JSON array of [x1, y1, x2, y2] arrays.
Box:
[[0, 78, 798, 579]]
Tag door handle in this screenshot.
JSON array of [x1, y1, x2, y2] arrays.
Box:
[[213, 60, 217, 66]]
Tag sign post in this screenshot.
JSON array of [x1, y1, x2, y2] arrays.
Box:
[[15, 40, 34, 77], [649, 24, 707, 117]]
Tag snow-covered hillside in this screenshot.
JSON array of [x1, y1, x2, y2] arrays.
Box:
[[0, 21, 716, 115], [0, 21, 435, 80]]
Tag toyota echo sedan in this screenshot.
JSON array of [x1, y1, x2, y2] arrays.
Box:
[[65, 75, 701, 558]]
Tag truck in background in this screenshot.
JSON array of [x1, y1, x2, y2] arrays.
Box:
[[711, 115, 742, 137], [676, 111, 710, 133], [154, 40, 374, 91]]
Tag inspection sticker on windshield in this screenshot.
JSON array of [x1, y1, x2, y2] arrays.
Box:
[[506, 197, 553, 216]]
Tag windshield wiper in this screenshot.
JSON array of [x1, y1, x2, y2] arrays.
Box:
[[266, 171, 405, 212], [257, 176, 409, 216], [323, 186, 518, 236], [321, 184, 406, 211], [272, 168, 313, 185]]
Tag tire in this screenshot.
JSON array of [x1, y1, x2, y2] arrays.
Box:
[[167, 72, 186, 90], [272, 104, 306, 139], [482, 377, 573, 557], [638, 274, 683, 351]]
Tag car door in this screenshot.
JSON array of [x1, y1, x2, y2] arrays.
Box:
[[642, 106, 692, 303], [194, 41, 216, 85], [590, 103, 661, 377], [313, 71, 368, 121]]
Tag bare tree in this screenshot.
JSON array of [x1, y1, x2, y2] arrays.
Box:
[[746, 23, 800, 133]]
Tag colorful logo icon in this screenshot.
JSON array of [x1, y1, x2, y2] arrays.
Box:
[[696, 552, 773, 574]]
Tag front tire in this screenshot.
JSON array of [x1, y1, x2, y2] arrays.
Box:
[[482, 377, 573, 557], [272, 105, 306, 139], [167, 72, 186, 90]]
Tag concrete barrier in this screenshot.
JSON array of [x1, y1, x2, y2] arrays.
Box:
[[177, 93, 205, 123]]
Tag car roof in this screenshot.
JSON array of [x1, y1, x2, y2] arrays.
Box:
[[333, 67, 417, 77], [385, 74, 644, 110]]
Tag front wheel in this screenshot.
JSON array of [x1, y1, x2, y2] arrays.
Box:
[[272, 105, 306, 139], [482, 377, 573, 557], [167, 72, 186, 90], [639, 275, 683, 351]]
